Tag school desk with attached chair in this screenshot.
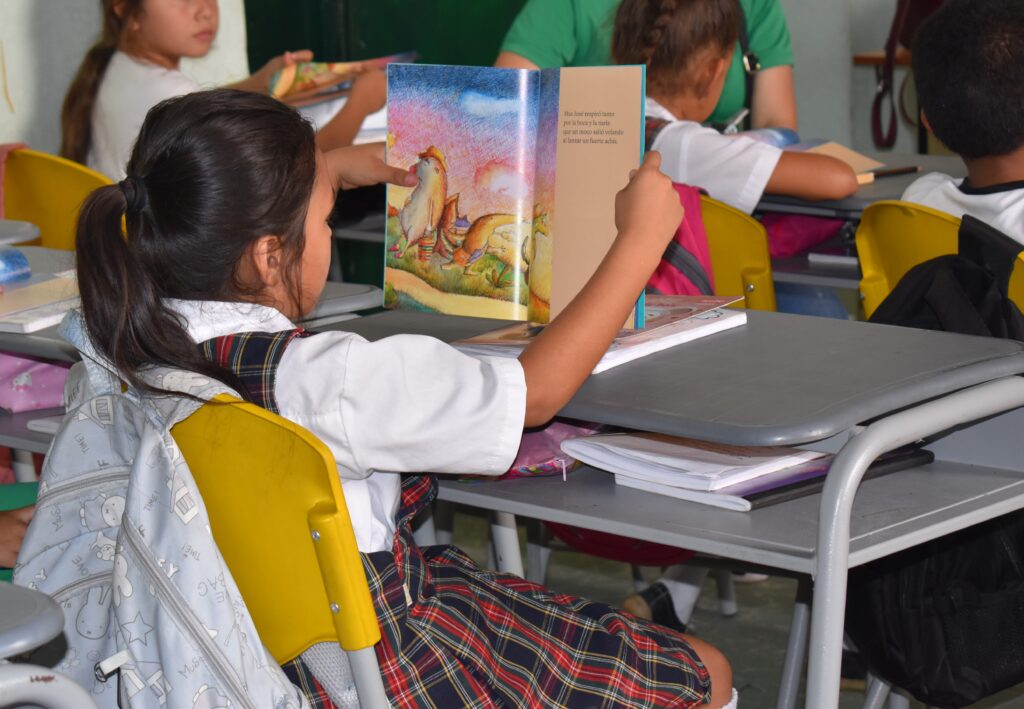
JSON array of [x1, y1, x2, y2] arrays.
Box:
[[321, 308, 1024, 709], [174, 395, 389, 708], [761, 152, 965, 292]]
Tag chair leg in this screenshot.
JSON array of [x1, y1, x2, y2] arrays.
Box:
[[433, 499, 454, 545], [411, 508, 437, 547], [713, 567, 738, 617], [631, 564, 646, 592], [862, 672, 892, 709], [886, 689, 910, 709], [12, 449, 35, 483], [525, 520, 551, 585], [347, 646, 390, 709], [776, 577, 811, 709], [490, 511, 524, 577]]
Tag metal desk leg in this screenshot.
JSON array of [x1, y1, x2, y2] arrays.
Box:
[[776, 576, 811, 709], [805, 377, 1024, 709], [491, 511, 525, 577]]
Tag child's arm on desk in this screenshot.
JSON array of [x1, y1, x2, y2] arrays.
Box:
[[518, 152, 681, 426], [767, 152, 859, 201]]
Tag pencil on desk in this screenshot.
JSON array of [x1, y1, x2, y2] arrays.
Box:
[[869, 165, 921, 179]]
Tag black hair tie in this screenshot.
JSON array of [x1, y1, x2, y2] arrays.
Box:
[[118, 176, 148, 213]]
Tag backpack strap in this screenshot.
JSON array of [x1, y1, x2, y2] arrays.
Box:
[[958, 215, 1024, 296], [645, 116, 671, 152], [737, 9, 758, 131]]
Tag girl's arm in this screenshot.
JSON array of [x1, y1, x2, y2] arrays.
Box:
[[766, 152, 859, 202], [518, 153, 682, 426], [750, 65, 797, 130]]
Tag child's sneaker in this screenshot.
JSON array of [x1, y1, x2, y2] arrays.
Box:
[[621, 582, 688, 633]]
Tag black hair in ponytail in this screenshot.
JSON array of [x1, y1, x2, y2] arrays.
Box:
[[75, 89, 317, 397]]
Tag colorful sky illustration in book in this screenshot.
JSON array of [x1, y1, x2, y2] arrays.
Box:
[[385, 64, 559, 321]]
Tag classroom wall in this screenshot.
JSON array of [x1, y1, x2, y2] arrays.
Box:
[[0, 0, 249, 155], [1, 0, 922, 158], [782, 0, 918, 153]]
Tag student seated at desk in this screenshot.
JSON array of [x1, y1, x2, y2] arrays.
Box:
[[62, 0, 385, 180], [900, 0, 1024, 244], [67, 89, 737, 709], [612, 0, 858, 215]]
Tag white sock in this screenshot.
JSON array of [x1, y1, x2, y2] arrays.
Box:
[[657, 565, 709, 624], [722, 688, 739, 708]]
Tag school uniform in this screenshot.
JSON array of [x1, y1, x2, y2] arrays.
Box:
[[167, 299, 712, 708], [90, 52, 200, 181], [646, 97, 782, 215], [902, 172, 1024, 245]]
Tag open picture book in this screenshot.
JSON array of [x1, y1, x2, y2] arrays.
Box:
[[384, 63, 646, 326], [268, 52, 415, 107], [454, 295, 745, 374]]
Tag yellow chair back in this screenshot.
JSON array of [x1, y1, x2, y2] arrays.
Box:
[[856, 200, 1024, 318], [3, 148, 111, 250], [172, 395, 381, 663], [700, 195, 777, 310]]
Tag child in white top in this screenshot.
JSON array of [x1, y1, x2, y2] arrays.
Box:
[[900, 0, 1024, 245], [62, 0, 385, 180], [613, 0, 857, 214], [71, 89, 738, 708]]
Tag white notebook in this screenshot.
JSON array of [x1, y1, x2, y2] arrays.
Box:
[[561, 433, 826, 492], [0, 272, 79, 333]]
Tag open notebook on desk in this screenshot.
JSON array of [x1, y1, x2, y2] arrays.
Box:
[[0, 271, 78, 333]]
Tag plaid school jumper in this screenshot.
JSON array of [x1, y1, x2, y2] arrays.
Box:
[[201, 330, 712, 708]]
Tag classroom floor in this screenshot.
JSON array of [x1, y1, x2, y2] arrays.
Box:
[[448, 507, 1024, 709]]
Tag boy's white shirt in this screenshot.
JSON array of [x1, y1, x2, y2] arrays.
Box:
[[902, 172, 1024, 245], [166, 299, 527, 553], [646, 97, 782, 215], [89, 52, 200, 181]]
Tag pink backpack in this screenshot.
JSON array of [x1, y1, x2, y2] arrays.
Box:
[[646, 183, 715, 296]]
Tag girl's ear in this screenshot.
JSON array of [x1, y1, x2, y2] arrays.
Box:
[[249, 234, 285, 290], [696, 55, 729, 100]]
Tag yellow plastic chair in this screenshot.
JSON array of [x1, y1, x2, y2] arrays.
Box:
[[700, 194, 777, 311], [856, 200, 1024, 318], [3, 148, 111, 250], [172, 395, 389, 707]]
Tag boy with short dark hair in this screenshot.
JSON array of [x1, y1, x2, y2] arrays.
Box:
[[903, 0, 1024, 242]]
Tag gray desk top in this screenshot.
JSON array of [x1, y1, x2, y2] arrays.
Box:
[[0, 582, 64, 659], [439, 461, 1024, 575], [325, 309, 1024, 446], [757, 153, 965, 219], [0, 247, 382, 363]]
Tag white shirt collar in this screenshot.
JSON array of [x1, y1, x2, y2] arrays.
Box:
[[645, 96, 679, 122], [164, 300, 296, 344]]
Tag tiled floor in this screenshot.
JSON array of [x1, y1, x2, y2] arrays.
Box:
[[448, 507, 1024, 709]]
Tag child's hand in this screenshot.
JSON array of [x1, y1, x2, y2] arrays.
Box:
[[0, 505, 33, 567], [251, 49, 315, 92], [326, 142, 418, 190], [614, 151, 683, 252]]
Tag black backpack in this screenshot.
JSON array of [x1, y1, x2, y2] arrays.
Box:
[[846, 215, 1024, 708], [869, 215, 1024, 339]]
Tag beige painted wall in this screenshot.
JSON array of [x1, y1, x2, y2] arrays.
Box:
[[0, 0, 249, 153]]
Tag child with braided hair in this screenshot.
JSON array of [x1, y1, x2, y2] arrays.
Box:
[[613, 0, 857, 215]]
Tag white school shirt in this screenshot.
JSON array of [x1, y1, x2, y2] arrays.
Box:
[[89, 52, 201, 181], [646, 97, 782, 215], [166, 300, 527, 553], [902, 172, 1024, 246]]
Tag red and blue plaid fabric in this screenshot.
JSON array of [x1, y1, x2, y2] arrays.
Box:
[[203, 331, 712, 708], [199, 329, 311, 413]]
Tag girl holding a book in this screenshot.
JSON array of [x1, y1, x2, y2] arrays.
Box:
[[54, 88, 739, 708], [62, 0, 385, 180]]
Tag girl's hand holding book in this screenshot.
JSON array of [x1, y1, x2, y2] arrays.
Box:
[[615, 151, 683, 266], [326, 143, 418, 190], [249, 49, 314, 93]]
